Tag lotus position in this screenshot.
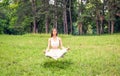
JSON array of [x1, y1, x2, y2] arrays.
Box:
[[44, 28, 69, 60]]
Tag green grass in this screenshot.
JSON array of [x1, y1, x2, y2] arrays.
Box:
[[0, 34, 120, 76]]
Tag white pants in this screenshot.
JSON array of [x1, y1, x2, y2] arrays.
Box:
[[45, 48, 67, 60]]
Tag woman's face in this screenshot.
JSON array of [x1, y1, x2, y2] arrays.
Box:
[[52, 29, 57, 36]]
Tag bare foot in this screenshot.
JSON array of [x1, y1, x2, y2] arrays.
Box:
[[43, 50, 46, 54], [44, 50, 48, 54], [66, 47, 70, 51]]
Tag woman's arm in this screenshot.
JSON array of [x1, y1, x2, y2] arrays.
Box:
[[46, 38, 51, 51], [59, 38, 65, 49]]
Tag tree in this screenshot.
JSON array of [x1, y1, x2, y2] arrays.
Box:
[[68, 0, 73, 34], [0, 0, 120, 35], [30, 0, 37, 33], [63, 0, 68, 34], [77, 0, 88, 35], [106, 0, 117, 34]]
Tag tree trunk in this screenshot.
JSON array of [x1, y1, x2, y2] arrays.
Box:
[[108, 21, 111, 33], [63, 11, 68, 34], [63, 15, 66, 34], [54, 16, 57, 29], [31, 0, 37, 33], [33, 17, 37, 33], [80, 23, 83, 35], [96, 20, 99, 34], [78, 23, 80, 35], [45, 14, 49, 33], [69, 0, 72, 34], [78, 22, 82, 35], [111, 21, 114, 34], [100, 15, 104, 34], [54, 0, 57, 29], [101, 0, 105, 34], [100, 20, 103, 34], [77, 0, 83, 35], [63, 0, 68, 34]]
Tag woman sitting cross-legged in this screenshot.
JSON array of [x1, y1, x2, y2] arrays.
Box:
[[44, 28, 69, 60]]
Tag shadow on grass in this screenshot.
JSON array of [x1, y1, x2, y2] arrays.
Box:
[[42, 59, 73, 69]]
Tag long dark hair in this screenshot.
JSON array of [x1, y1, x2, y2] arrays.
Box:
[[51, 28, 58, 37]]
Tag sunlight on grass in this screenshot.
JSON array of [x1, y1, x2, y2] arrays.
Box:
[[0, 34, 120, 76]]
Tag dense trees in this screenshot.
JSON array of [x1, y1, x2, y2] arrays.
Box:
[[0, 0, 119, 35]]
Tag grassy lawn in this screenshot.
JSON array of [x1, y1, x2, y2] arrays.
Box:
[[0, 34, 120, 76]]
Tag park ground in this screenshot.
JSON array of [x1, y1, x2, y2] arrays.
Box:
[[0, 34, 120, 76]]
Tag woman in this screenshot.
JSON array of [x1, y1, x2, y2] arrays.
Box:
[[44, 28, 69, 60]]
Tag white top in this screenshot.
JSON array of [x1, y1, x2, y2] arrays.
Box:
[[50, 37, 59, 48]]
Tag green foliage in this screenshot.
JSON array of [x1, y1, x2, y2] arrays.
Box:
[[8, 26, 24, 35], [0, 0, 120, 35], [21, 16, 32, 33], [115, 16, 120, 33]]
